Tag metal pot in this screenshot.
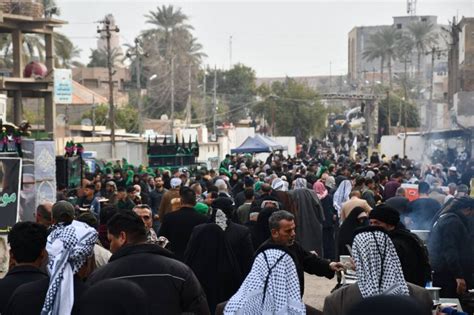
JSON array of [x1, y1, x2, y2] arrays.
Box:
[[426, 287, 441, 303]]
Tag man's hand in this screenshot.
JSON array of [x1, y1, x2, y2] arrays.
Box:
[[329, 262, 345, 272], [456, 278, 467, 295]]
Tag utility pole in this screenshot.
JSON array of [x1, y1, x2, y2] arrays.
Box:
[[426, 46, 444, 131], [186, 64, 192, 126], [98, 16, 119, 158], [329, 61, 332, 92], [135, 38, 143, 136], [202, 69, 207, 116], [92, 95, 96, 136], [213, 66, 217, 137], [386, 90, 391, 134], [229, 36, 233, 69], [170, 57, 175, 139]]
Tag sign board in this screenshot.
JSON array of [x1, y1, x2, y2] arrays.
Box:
[[0, 94, 6, 122], [54, 69, 73, 104], [0, 158, 22, 232]]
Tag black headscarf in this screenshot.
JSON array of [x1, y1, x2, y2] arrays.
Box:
[[255, 207, 279, 247], [79, 279, 149, 315], [184, 223, 242, 314], [337, 206, 368, 257]]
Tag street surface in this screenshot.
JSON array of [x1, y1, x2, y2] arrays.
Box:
[[303, 273, 336, 311]]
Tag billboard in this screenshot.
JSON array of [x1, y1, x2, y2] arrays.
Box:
[[0, 158, 22, 232], [54, 69, 73, 104]]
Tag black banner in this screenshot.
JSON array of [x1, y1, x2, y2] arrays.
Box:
[[0, 158, 22, 232]]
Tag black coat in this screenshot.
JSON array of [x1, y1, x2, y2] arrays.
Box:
[[258, 239, 334, 296], [389, 228, 432, 287], [87, 243, 210, 315], [0, 265, 48, 314], [428, 212, 474, 286], [159, 207, 209, 261], [4, 275, 86, 315]]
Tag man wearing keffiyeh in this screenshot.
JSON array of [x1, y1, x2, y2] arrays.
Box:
[[41, 218, 98, 315], [41, 201, 98, 315], [323, 226, 432, 315], [5, 201, 98, 315]]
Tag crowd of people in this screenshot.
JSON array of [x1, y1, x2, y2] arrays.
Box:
[[0, 151, 473, 314]]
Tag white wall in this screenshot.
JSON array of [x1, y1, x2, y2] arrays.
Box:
[[272, 136, 297, 156], [82, 140, 148, 165], [380, 134, 424, 160]]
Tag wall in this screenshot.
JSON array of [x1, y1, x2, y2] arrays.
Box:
[[56, 137, 148, 165], [380, 134, 424, 160], [453, 91, 474, 127], [271, 136, 297, 156]]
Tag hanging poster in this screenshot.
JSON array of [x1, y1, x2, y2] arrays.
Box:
[[0, 158, 22, 232]]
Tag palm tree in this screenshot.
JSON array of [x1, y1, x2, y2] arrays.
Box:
[[87, 48, 122, 68], [363, 31, 386, 85], [363, 27, 400, 88], [407, 21, 438, 77], [145, 5, 194, 57], [54, 32, 82, 68], [396, 33, 415, 99]]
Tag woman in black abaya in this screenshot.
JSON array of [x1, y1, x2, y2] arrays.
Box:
[[184, 223, 243, 314]]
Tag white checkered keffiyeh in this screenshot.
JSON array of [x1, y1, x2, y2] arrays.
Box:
[[41, 220, 98, 315], [224, 249, 306, 315], [352, 230, 410, 298]]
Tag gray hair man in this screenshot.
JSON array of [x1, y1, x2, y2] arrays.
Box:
[[258, 210, 344, 297]]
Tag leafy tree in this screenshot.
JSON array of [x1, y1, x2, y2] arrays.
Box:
[[81, 104, 139, 133], [378, 95, 419, 136], [253, 78, 326, 142], [204, 64, 257, 124]]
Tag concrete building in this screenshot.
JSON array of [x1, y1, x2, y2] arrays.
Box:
[[450, 17, 474, 128], [72, 67, 130, 106], [348, 16, 448, 86], [97, 14, 123, 65]]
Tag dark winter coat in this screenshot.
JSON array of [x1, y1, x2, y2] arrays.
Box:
[[428, 212, 474, 287], [159, 207, 209, 261], [87, 243, 210, 315], [389, 228, 432, 287], [0, 266, 48, 314]]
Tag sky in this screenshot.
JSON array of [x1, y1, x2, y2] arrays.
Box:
[[57, 0, 473, 77]]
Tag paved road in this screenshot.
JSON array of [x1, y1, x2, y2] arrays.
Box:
[[303, 273, 337, 311]]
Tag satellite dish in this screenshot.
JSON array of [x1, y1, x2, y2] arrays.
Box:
[[56, 114, 66, 127], [81, 118, 92, 126], [160, 114, 169, 120]]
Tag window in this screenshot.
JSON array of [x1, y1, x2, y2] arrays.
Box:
[[396, 24, 402, 29]]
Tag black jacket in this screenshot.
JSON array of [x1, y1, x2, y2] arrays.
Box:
[[87, 243, 210, 315], [389, 228, 432, 287], [4, 275, 86, 315], [0, 265, 48, 313], [258, 239, 334, 296], [428, 212, 474, 285], [159, 207, 209, 261]]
